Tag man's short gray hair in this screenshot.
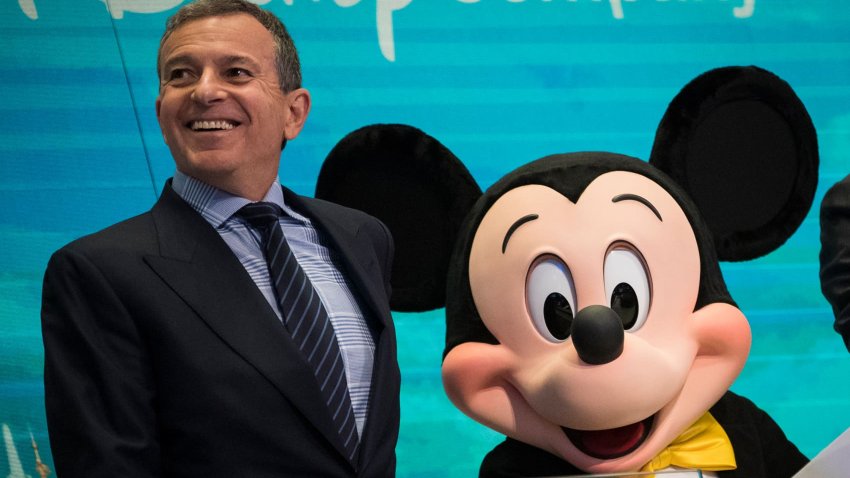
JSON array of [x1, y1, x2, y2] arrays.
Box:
[[157, 0, 301, 92]]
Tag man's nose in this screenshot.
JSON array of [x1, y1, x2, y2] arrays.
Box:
[[190, 71, 227, 104]]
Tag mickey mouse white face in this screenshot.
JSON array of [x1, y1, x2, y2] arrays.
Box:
[[442, 170, 751, 473]]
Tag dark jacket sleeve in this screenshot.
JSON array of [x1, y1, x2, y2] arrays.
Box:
[[820, 174, 850, 352], [372, 216, 395, 301], [41, 245, 160, 478]]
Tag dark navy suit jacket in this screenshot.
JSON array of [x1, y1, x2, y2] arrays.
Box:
[[42, 182, 399, 477]]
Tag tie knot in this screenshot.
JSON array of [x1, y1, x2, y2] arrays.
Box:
[[237, 202, 281, 230]]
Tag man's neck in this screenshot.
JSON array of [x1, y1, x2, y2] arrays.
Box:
[[177, 169, 277, 202]]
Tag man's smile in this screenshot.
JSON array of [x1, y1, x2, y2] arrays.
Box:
[[188, 119, 239, 131]]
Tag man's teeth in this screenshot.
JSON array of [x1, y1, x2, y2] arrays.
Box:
[[191, 120, 236, 131]]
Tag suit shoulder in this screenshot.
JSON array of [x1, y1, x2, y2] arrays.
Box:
[[54, 211, 156, 261], [298, 194, 392, 243], [301, 195, 381, 225]]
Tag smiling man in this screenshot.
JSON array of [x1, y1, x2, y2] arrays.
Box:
[[41, 1, 400, 476]]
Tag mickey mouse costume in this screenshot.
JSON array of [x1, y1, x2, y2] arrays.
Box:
[[316, 66, 818, 477]]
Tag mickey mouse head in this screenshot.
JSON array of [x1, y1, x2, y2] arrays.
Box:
[[317, 65, 817, 475]]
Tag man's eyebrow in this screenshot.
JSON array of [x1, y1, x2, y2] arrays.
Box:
[[220, 55, 261, 69], [160, 55, 261, 72], [612, 193, 663, 221], [502, 214, 539, 254], [161, 54, 195, 72]]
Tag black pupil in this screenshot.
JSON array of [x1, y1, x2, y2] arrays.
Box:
[[611, 282, 639, 329], [543, 292, 573, 340]]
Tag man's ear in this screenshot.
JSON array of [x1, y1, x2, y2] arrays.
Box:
[[283, 88, 311, 140], [155, 96, 168, 145]]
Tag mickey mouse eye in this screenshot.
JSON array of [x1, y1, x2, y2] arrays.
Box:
[[604, 246, 651, 331], [527, 256, 577, 342]]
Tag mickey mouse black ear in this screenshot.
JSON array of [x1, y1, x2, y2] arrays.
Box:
[[650, 66, 818, 262], [316, 124, 481, 311]]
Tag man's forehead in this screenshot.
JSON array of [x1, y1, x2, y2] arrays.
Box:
[[160, 13, 274, 58]]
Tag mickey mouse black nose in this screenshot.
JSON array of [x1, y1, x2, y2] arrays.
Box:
[[571, 305, 625, 365]]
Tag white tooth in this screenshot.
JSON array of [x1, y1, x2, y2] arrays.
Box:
[[191, 120, 235, 130]]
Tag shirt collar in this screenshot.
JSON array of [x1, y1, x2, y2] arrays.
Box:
[[171, 170, 305, 228]]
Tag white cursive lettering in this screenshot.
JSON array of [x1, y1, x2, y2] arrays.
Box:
[[18, 0, 38, 20], [732, 0, 755, 18], [19, 0, 757, 61], [100, 0, 185, 19], [377, 0, 413, 61]]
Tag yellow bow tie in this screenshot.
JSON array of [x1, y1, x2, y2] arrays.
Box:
[[640, 411, 737, 473]]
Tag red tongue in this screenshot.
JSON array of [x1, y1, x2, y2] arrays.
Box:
[[573, 421, 646, 458]]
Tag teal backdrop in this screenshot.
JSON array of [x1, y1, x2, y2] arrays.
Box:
[[1, 0, 849, 476]]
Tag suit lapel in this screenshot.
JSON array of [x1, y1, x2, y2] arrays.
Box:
[[287, 190, 399, 470], [285, 190, 391, 327], [143, 185, 351, 463]]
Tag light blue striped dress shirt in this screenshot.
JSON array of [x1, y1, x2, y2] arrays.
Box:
[[171, 171, 375, 436]]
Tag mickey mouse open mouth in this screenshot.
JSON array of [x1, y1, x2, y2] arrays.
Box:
[[563, 415, 654, 459]]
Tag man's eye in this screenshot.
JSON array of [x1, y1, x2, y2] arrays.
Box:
[[166, 69, 191, 81], [227, 68, 251, 78]]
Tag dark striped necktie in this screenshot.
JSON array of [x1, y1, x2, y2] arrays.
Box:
[[237, 202, 359, 465]]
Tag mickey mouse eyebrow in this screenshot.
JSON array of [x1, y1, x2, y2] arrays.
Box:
[[502, 214, 539, 253], [612, 194, 663, 221]]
